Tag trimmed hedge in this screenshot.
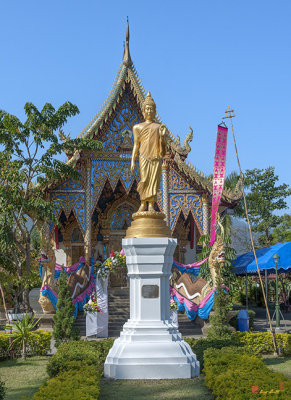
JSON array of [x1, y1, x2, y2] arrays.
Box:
[[185, 331, 291, 369], [47, 338, 114, 378], [185, 336, 243, 369], [34, 339, 114, 399], [0, 330, 51, 360], [233, 331, 291, 356], [32, 364, 100, 400], [204, 347, 291, 400]]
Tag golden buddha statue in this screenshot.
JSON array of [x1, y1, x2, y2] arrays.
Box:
[[131, 92, 167, 212], [126, 92, 171, 238]]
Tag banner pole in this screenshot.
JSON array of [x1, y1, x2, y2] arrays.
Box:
[[223, 106, 279, 355]]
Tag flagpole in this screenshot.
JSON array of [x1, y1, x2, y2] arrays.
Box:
[[223, 106, 279, 355]]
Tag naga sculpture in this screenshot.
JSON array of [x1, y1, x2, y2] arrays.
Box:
[[39, 248, 58, 314], [170, 215, 225, 319], [208, 214, 225, 287], [38, 223, 93, 314], [170, 126, 193, 161]]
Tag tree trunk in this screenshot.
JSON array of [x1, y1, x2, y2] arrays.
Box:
[[22, 340, 26, 360], [0, 283, 9, 322], [23, 287, 32, 313]]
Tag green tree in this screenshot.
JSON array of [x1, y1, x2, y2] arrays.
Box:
[[53, 268, 80, 347], [0, 102, 102, 311], [243, 167, 291, 246], [224, 171, 244, 214], [272, 214, 291, 244]]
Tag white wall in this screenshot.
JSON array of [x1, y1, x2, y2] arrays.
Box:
[[184, 243, 197, 264], [54, 242, 67, 266]]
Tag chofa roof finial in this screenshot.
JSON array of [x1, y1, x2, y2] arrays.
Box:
[[123, 16, 133, 67]]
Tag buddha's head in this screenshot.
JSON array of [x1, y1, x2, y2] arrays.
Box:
[[142, 92, 156, 121]]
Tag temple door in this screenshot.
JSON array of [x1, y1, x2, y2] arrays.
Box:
[[108, 202, 135, 288], [71, 245, 84, 265], [108, 231, 127, 287]]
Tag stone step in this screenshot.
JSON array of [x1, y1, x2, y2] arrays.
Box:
[[76, 325, 202, 338], [74, 287, 204, 338]]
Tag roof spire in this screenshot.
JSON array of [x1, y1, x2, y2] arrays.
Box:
[[123, 16, 132, 67]]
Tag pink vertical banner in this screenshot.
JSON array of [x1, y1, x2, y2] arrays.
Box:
[[209, 125, 228, 246]]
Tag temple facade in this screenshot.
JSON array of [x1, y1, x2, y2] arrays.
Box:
[[46, 25, 240, 287]]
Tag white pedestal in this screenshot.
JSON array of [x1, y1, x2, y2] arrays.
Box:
[[104, 237, 200, 379], [86, 312, 108, 337]]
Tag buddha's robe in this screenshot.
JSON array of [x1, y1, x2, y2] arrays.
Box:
[[137, 121, 166, 202]]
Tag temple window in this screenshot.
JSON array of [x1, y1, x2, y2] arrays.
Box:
[[111, 203, 134, 231], [71, 227, 84, 242]]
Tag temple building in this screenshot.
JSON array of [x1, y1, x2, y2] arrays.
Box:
[[46, 23, 240, 287]]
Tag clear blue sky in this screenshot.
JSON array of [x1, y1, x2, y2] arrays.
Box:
[[1, 0, 290, 211]]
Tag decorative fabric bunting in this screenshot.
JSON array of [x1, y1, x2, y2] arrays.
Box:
[[209, 125, 228, 246], [39, 257, 95, 318], [170, 285, 229, 321], [172, 257, 208, 276], [170, 286, 216, 321]]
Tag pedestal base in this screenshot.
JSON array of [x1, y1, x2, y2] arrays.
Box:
[[104, 319, 199, 379], [104, 237, 200, 379]]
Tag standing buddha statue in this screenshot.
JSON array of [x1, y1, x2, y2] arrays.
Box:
[[126, 92, 171, 238]]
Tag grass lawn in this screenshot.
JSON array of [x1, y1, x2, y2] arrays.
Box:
[[263, 355, 291, 377], [0, 356, 50, 400], [99, 377, 214, 400]]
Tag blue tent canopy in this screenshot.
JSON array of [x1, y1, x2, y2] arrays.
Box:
[[234, 242, 291, 275]]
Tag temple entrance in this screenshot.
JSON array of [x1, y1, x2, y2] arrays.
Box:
[[72, 245, 84, 265], [108, 231, 127, 287], [71, 227, 84, 264], [107, 201, 136, 287]]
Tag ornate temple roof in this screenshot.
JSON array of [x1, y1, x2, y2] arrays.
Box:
[[65, 19, 241, 205]]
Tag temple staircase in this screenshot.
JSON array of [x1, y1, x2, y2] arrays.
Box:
[[74, 287, 203, 337]]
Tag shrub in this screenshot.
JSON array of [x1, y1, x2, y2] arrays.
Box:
[[185, 336, 242, 370], [204, 347, 291, 400], [27, 330, 51, 355], [32, 365, 100, 400], [0, 379, 6, 400], [87, 338, 114, 364], [0, 333, 9, 360], [233, 331, 291, 356], [47, 338, 114, 378], [0, 330, 51, 360], [185, 331, 291, 370]]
